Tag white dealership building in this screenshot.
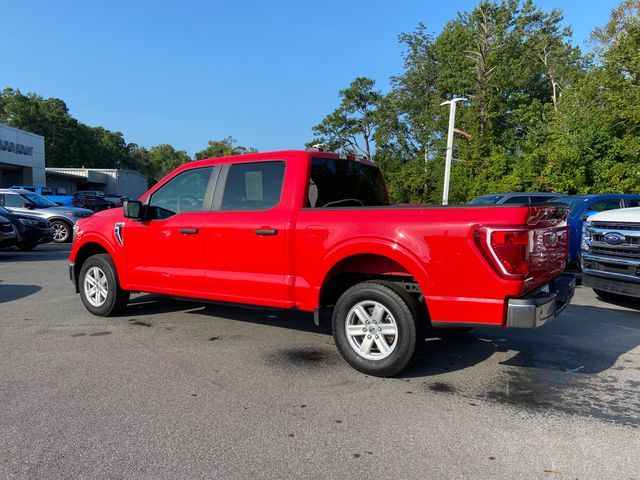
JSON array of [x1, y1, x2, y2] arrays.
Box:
[[0, 122, 46, 188]]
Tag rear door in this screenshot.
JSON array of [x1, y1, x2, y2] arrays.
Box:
[[203, 160, 290, 307], [124, 166, 217, 296]]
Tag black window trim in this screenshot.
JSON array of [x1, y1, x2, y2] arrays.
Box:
[[213, 160, 286, 212], [144, 165, 220, 220]]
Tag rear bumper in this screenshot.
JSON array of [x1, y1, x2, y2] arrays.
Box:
[[506, 274, 575, 328]]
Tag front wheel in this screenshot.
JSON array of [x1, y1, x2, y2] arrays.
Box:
[[79, 253, 130, 316], [51, 220, 72, 243], [332, 281, 420, 377]]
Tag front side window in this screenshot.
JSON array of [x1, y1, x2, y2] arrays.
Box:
[[148, 167, 213, 220], [307, 158, 388, 208], [3, 193, 27, 208], [221, 161, 285, 211]]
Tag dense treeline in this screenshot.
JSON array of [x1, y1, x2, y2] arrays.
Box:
[[0, 89, 254, 183], [310, 0, 640, 203], [2, 1, 638, 201]]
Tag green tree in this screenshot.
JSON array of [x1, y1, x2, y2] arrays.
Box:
[[194, 136, 256, 160], [309, 77, 381, 158], [148, 144, 192, 180]]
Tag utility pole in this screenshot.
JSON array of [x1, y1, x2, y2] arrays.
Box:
[[440, 97, 467, 205]]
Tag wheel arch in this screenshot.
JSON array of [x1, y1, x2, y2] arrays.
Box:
[[314, 241, 430, 317], [72, 239, 120, 292]]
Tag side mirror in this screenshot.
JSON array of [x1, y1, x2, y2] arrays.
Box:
[[123, 199, 143, 219], [24, 203, 34, 209], [55, 202, 63, 206]]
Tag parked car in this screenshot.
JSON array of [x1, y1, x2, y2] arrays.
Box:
[[11, 185, 73, 206], [0, 189, 93, 243], [0, 215, 17, 250], [72, 191, 116, 212], [581, 206, 640, 301], [469, 192, 566, 205], [0, 205, 54, 251], [544, 194, 640, 267], [104, 194, 125, 207], [69, 150, 574, 377]]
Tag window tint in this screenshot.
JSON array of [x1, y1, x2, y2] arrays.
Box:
[[502, 196, 529, 204], [530, 195, 557, 204], [628, 199, 640, 208], [588, 199, 623, 212], [148, 167, 213, 220], [3, 194, 26, 208], [469, 194, 505, 205], [307, 158, 388, 208], [221, 161, 285, 211]]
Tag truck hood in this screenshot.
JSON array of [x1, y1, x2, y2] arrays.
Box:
[[588, 207, 640, 223]]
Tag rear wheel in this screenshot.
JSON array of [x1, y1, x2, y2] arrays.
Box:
[[332, 281, 420, 377], [79, 254, 130, 316], [51, 220, 72, 243]]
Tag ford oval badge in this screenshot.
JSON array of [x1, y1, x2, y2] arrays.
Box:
[[603, 232, 625, 246]]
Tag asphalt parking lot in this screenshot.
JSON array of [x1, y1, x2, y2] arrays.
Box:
[[1, 244, 639, 479]]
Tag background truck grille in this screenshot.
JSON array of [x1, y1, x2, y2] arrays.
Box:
[[592, 221, 640, 231], [590, 246, 640, 258]]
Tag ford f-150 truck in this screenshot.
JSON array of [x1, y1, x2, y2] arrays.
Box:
[[69, 150, 575, 376], [581, 207, 640, 301]]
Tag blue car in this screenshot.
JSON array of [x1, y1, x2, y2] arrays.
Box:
[[546, 194, 640, 267]]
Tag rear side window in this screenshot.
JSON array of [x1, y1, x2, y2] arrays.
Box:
[[148, 167, 214, 219], [221, 161, 285, 211], [502, 196, 530, 204], [628, 199, 640, 207], [307, 158, 388, 208], [530, 195, 557, 204]]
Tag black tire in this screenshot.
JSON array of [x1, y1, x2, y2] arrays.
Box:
[[51, 220, 72, 243], [431, 326, 474, 336], [17, 242, 37, 251], [332, 281, 421, 377], [79, 253, 130, 316]]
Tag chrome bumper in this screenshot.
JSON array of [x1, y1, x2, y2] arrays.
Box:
[[506, 274, 575, 328]]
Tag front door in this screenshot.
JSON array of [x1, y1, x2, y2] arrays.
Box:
[[124, 166, 217, 296], [203, 161, 289, 307]]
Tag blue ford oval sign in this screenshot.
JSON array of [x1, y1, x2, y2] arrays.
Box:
[[603, 232, 625, 245]]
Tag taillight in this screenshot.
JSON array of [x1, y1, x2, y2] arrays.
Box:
[[474, 226, 530, 278]]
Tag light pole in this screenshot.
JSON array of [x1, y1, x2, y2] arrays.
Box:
[[440, 97, 467, 205]]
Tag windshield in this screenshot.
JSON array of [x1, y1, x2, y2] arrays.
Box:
[[469, 194, 505, 205], [22, 192, 59, 208]]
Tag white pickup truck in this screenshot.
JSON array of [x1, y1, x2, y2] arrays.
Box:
[[581, 207, 640, 300]]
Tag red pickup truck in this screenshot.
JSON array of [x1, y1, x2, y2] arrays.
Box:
[[69, 150, 574, 376]]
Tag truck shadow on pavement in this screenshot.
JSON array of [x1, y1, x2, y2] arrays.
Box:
[[124, 294, 640, 425], [0, 283, 42, 303]]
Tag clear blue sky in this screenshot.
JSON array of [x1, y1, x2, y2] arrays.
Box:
[[1, 0, 618, 156]]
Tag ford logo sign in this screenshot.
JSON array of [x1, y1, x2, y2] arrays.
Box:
[[603, 232, 625, 246]]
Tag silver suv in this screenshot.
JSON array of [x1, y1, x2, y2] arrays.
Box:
[[0, 189, 93, 243]]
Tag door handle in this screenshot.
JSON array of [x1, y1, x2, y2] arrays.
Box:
[[179, 227, 199, 235], [255, 228, 278, 236]]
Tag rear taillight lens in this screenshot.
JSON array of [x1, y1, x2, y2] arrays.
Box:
[[474, 226, 530, 278]]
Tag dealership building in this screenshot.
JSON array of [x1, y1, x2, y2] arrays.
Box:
[[0, 122, 147, 198], [0, 122, 46, 188]]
